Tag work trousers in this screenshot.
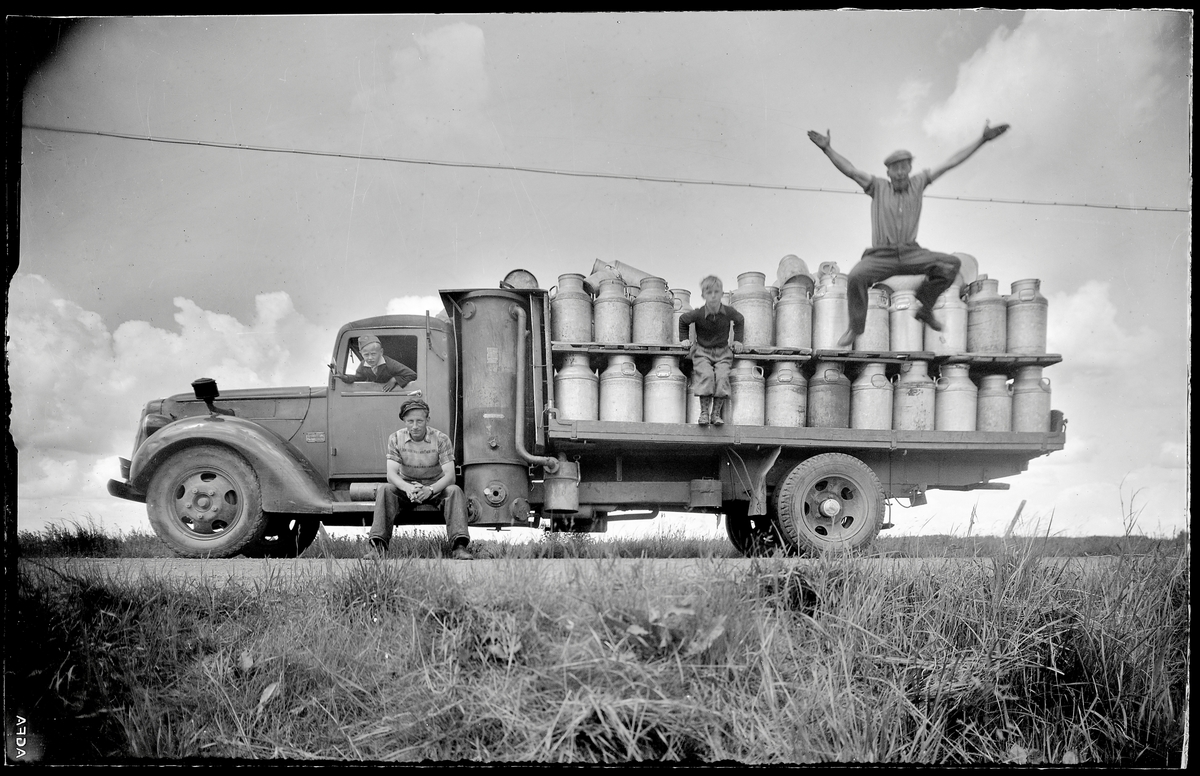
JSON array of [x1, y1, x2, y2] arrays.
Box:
[[846, 244, 960, 336], [369, 483, 470, 548], [690, 344, 734, 398]]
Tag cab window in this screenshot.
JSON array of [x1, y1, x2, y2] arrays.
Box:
[[345, 334, 419, 377]]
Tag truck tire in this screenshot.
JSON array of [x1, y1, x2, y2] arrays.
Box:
[[774, 453, 884, 555], [723, 501, 793, 557], [145, 445, 268, 558], [252, 515, 321, 558]]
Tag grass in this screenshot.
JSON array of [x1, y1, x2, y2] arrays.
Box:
[[10, 533, 1190, 764]]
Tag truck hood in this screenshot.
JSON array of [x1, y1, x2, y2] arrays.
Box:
[[159, 385, 323, 442]]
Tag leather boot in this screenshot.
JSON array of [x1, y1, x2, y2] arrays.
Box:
[[711, 397, 726, 426], [698, 396, 712, 425]]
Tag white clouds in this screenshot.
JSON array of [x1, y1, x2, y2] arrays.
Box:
[[385, 295, 446, 316]]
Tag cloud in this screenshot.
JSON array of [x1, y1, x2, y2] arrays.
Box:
[[385, 295, 446, 316]]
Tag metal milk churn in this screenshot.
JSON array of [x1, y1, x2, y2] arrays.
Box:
[[593, 278, 632, 344], [728, 359, 766, 425], [550, 273, 594, 343], [1011, 365, 1052, 432], [925, 286, 968, 355], [850, 362, 893, 430], [765, 360, 807, 427], [807, 360, 851, 428], [1006, 279, 1048, 355], [774, 279, 813, 350], [812, 264, 850, 350], [670, 288, 693, 344], [632, 276, 674, 345], [732, 271, 774, 347], [934, 363, 978, 431], [554, 352, 599, 421], [976, 373, 1013, 432], [892, 361, 935, 431], [889, 290, 925, 352], [855, 285, 892, 352], [966, 276, 1007, 353], [643, 355, 686, 423], [600, 354, 643, 422]]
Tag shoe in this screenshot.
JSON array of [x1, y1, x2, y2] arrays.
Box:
[[697, 411, 710, 426], [363, 540, 386, 559], [914, 307, 943, 332], [835, 328, 857, 348], [711, 398, 725, 426], [451, 546, 474, 561]]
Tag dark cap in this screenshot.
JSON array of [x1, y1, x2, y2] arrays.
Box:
[[399, 398, 430, 419], [884, 149, 913, 166]]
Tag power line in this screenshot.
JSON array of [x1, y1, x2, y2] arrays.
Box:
[[23, 123, 1190, 214]]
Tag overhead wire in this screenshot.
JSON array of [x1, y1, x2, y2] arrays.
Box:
[[21, 123, 1190, 214]]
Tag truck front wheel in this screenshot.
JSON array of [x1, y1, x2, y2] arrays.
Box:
[[774, 454, 883, 555], [146, 445, 268, 558]]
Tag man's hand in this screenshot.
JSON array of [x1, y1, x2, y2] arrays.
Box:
[[982, 121, 1010, 142], [405, 481, 430, 503], [678, 338, 691, 349], [382, 377, 398, 392], [807, 129, 831, 150], [732, 341, 746, 354]]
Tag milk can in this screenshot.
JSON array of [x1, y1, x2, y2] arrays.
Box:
[[600, 355, 642, 422], [925, 287, 968, 355], [765, 361, 807, 427], [934, 363, 978, 431], [671, 288, 693, 344], [850, 362, 893, 430], [593, 278, 631, 344], [889, 290, 926, 352], [632, 276, 674, 345], [966, 276, 1007, 353], [807, 360, 851, 428], [812, 268, 850, 350], [1011, 365, 1052, 432], [1006, 279, 1048, 355], [732, 271, 774, 348], [775, 281, 813, 350], [855, 285, 891, 352], [643, 355, 686, 423], [550, 273, 594, 343], [976, 373, 1013, 432], [554, 353, 599, 421], [893, 361, 935, 431], [729, 359, 766, 426]]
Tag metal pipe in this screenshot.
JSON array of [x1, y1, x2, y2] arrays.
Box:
[[513, 305, 560, 474]]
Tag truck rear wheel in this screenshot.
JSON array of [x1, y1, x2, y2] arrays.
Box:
[[253, 516, 321, 558], [774, 453, 883, 555], [723, 501, 792, 557], [146, 445, 268, 558]]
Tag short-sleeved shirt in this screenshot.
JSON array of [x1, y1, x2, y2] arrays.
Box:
[[678, 304, 745, 349], [864, 170, 932, 248], [353, 355, 417, 387], [385, 426, 454, 485]]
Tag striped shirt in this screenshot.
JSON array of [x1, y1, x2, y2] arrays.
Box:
[[385, 427, 454, 484]]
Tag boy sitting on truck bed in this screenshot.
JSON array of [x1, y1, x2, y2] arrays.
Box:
[[330, 334, 417, 392], [678, 275, 746, 426]]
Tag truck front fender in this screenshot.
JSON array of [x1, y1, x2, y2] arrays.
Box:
[[129, 414, 333, 514]]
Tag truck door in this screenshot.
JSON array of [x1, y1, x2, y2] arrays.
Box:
[[326, 327, 450, 478]]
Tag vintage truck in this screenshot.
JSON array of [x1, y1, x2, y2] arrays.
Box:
[[107, 280, 1066, 558]]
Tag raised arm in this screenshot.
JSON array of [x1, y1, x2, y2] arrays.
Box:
[[808, 129, 873, 190], [928, 121, 1010, 183]]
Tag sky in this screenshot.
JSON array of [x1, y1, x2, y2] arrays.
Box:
[[9, 11, 1192, 543]]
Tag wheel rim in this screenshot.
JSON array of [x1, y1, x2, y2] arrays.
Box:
[[800, 475, 869, 542], [167, 465, 245, 537]]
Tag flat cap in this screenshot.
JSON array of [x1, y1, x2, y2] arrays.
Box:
[[357, 334, 381, 349], [884, 149, 913, 166], [399, 398, 430, 419]]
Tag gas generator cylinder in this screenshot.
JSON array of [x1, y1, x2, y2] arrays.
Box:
[[593, 278, 632, 344], [893, 360, 935, 431], [1006, 279, 1048, 355], [774, 280, 813, 349], [1011, 365, 1052, 432], [812, 269, 850, 350], [855, 285, 891, 352], [925, 287, 968, 355], [807, 360, 851, 428], [632, 276, 674, 345], [976, 373, 1013, 432], [643, 355, 687, 423], [729, 359, 766, 425], [935, 363, 978, 431], [550, 273, 593, 343], [966, 276, 1007, 353], [671, 288, 693, 343], [850, 362, 893, 430], [543, 459, 581, 513], [553, 352, 599, 421], [732, 271, 774, 348], [889, 290, 925, 352], [600, 354, 643, 422], [765, 361, 806, 427]]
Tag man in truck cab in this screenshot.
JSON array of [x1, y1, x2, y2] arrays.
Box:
[[366, 398, 473, 560], [331, 334, 417, 392]]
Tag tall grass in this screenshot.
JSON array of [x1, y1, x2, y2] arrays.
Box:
[[11, 537, 1188, 764]]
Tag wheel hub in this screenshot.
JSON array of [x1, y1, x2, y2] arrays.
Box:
[[174, 472, 239, 535], [819, 498, 842, 518]]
